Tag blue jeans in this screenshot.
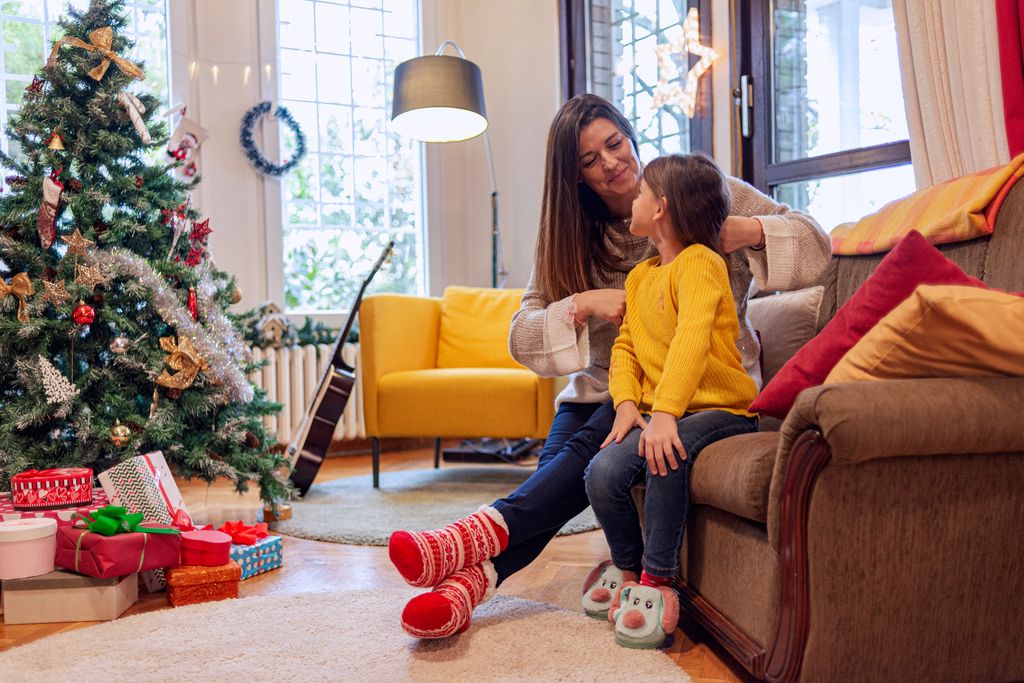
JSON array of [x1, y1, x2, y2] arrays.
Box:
[[584, 410, 758, 578], [490, 400, 616, 585]]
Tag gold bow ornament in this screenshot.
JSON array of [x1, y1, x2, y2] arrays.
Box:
[[155, 336, 208, 390], [1, 273, 34, 323], [47, 26, 145, 82]]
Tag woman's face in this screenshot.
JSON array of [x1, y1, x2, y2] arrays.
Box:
[[577, 117, 641, 207]]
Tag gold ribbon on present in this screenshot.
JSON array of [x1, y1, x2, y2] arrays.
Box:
[[47, 26, 145, 82], [1, 273, 34, 323], [155, 336, 208, 390]]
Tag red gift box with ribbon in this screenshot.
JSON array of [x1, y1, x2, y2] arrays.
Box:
[[11, 468, 93, 510], [53, 508, 181, 580]]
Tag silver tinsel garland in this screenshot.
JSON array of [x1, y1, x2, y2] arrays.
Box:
[[84, 247, 255, 403]]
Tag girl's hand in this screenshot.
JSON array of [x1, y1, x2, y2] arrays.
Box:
[[719, 216, 764, 254], [601, 401, 648, 448], [639, 411, 686, 476], [574, 289, 626, 326]]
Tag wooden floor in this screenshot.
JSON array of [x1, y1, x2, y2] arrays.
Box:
[[0, 443, 755, 682]]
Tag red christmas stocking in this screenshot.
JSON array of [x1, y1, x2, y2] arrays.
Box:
[[400, 562, 495, 639], [38, 175, 63, 249], [388, 505, 508, 588]]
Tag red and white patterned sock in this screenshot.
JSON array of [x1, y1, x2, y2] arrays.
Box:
[[400, 561, 496, 639], [388, 506, 508, 588]]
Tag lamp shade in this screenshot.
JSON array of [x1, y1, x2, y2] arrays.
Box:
[[391, 54, 488, 142]]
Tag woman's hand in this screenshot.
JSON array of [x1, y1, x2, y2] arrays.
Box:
[[639, 411, 685, 476], [574, 288, 626, 326], [601, 401, 648, 448], [719, 216, 765, 254]]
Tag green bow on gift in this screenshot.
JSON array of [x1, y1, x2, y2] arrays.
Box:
[[74, 505, 181, 536]]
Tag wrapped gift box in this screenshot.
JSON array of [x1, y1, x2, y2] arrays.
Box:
[[54, 525, 180, 579], [165, 561, 241, 606], [0, 488, 108, 526], [0, 518, 57, 580], [181, 529, 231, 566], [10, 468, 93, 510], [1, 569, 137, 624], [229, 536, 283, 580], [98, 452, 191, 590]]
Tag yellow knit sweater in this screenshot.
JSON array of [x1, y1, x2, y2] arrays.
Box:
[[609, 245, 758, 417]]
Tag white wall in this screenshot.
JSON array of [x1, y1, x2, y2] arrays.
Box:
[[169, 0, 561, 312]]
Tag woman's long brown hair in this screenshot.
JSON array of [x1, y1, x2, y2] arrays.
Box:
[[534, 94, 639, 302]]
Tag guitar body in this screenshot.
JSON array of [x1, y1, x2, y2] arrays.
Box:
[[286, 241, 394, 496]]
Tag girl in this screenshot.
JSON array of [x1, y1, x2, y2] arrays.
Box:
[[583, 153, 759, 648]]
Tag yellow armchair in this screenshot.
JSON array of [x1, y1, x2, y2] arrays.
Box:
[[360, 287, 554, 487]]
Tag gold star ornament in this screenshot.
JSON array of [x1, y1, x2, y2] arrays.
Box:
[[41, 279, 72, 306], [651, 7, 720, 118], [61, 228, 94, 258], [73, 264, 106, 292]]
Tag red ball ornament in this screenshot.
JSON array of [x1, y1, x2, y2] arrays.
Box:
[[72, 300, 95, 325], [187, 287, 198, 320]]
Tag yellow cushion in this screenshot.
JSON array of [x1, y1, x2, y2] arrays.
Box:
[[377, 368, 542, 437], [825, 285, 1024, 383], [436, 286, 525, 369]]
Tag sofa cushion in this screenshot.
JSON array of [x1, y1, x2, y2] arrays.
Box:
[[690, 431, 780, 523], [378, 368, 541, 436], [437, 286, 525, 369], [826, 285, 1024, 383], [749, 231, 984, 419], [746, 286, 824, 385]]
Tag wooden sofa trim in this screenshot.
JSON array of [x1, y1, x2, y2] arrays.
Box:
[[765, 429, 832, 683], [678, 581, 768, 679]]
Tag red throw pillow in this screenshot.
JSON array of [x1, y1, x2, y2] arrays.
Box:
[[749, 230, 985, 419]]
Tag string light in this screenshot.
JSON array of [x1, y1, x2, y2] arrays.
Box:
[[651, 7, 720, 118]]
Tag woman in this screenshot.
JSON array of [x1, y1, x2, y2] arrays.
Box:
[[388, 94, 831, 639]]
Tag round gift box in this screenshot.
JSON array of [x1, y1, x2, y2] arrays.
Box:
[[0, 518, 58, 579], [11, 467, 94, 510], [180, 529, 232, 566]]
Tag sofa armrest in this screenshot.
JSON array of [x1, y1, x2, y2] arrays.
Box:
[[360, 294, 441, 435]]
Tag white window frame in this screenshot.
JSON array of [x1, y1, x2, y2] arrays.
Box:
[[256, 0, 430, 328]]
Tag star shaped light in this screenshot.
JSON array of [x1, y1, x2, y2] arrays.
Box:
[[651, 7, 720, 118], [41, 279, 72, 306], [73, 264, 106, 292], [61, 228, 94, 258]]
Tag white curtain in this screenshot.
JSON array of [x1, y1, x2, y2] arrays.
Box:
[[893, 0, 1011, 188]]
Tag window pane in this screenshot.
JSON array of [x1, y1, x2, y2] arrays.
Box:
[[773, 163, 916, 232], [772, 0, 908, 163], [278, 0, 423, 314], [588, 0, 692, 156]]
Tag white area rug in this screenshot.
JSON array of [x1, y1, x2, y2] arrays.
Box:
[[0, 589, 688, 682], [269, 467, 600, 545]]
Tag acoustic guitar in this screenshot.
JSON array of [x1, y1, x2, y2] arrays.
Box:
[[287, 240, 395, 496]]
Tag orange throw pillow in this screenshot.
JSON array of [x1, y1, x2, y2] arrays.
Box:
[[825, 285, 1024, 383]]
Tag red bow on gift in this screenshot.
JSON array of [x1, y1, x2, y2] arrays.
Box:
[[217, 520, 269, 545]]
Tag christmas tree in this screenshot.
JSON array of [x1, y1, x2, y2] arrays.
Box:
[[0, 0, 289, 504]]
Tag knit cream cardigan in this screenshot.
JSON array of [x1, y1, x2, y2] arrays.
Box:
[[508, 177, 831, 406]]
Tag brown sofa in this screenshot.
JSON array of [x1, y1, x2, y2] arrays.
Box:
[[664, 181, 1024, 682]]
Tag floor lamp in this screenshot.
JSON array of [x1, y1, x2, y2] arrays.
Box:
[[391, 40, 507, 288], [390, 42, 535, 464]]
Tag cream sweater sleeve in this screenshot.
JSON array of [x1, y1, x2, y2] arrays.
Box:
[[727, 178, 832, 292], [508, 266, 590, 377]]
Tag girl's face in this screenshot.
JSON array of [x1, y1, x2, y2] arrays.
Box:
[[577, 117, 641, 206], [629, 178, 661, 238]]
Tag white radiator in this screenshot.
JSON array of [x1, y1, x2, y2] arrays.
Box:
[[248, 343, 365, 445]]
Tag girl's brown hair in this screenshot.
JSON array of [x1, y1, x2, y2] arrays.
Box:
[[534, 94, 639, 301], [642, 153, 731, 254]]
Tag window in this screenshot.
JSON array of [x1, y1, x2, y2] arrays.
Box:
[[563, 0, 713, 155], [0, 0, 170, 156], [740, 0, 914, 229], [275, 0, 423, 315]]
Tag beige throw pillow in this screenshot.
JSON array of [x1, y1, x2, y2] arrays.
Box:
[[746, 286, 824, 385]]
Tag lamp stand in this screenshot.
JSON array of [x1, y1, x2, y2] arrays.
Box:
[[483, 129, 505, 288]]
